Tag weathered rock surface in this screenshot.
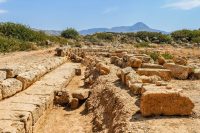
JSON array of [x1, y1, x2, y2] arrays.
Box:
[[164, 63, 192, 80], [193, 69, 200, 80], [127, 57, 142, 68], [0, 78, 22, 99], [158, 56, 166, 65], [173, 56, 187, 66], [1, 66, 25, 78], [140, 88, 194, 117], [121, 67, 133, 84], [0, 71, 6, 82], [142, 63, 164, 69], [70, 98, 79, 109], [72, 89, 90, 100], [125, 71, 142, 87], [96, 62, 110, 75], [0, 63, 78, 132], [54, 90, 72, 105], [137, 68, 171, 81]]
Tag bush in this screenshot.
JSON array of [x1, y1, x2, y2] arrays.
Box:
[[135, 42, 150, 48], [95, 33, 114, 42], [161, 53, 173, 59], [135, 31, 172, 44], [0, 22, 47, 42], [61, 28, 79, 39], [149, 51, 160, 61], [0, 35, 32, 52]]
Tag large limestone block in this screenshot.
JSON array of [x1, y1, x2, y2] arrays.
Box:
[[0, 110, 32, 133], [127, 57, 142, 68], [141, 63, 164, 69], [121, 67, 133, 84], [0, 78, 22, 99], [0, 102, 44, 125], [140, 88, 194, 117], [125, 71, 142, 87], [72, 89, 90, 100], [129, 83, 143, 95], [137, 68, 171, 81], [163, 63, 191, 80], [133, 55, 152, 63], [96, 63, 110, 75], [158, 56, 166, 65], [0, 66, 25, 78], [140, 75, 162, 84], [173, 56, 187, 66], [0, 71, 6, 82], [16, 66, 47, 90], [0, 120, 25, 133]]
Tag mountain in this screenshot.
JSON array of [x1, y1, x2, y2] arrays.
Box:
[[79, 22, 168, 35], [42, 30, 62, 36]]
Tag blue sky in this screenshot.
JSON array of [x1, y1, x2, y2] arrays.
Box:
[[0, 0, 200, 32]]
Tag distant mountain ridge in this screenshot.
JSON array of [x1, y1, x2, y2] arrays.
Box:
[[79, 22, 168, 35], [40, 22, 168, 36]]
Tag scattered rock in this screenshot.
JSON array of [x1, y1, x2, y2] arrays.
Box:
[[140, 88, 194, 117], [0, 71, 6, 82], [75, 68, 81, 76], [70, 98, 79, 109], [54, 90, 72, 105], [173, 56, 187, 66], [164, 63, 192, 80], [158, 56, 166, 65], [137, 68, 171, 81], [0, 78, 22, 99], [96, 63, 110, 75], [72, 89, 90, 100], [121, 67, 133, 84]]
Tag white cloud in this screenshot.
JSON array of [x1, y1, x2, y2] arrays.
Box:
[[0, 0, 7, 3], [0, 9, 7, 14], [163, 0, 200, 10], [0, 0, 7, 14], [102, 7, 118, 14]]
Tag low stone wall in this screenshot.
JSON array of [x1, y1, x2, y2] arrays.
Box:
[[0, 57, 67, 102], [0, 63, 79, 133]]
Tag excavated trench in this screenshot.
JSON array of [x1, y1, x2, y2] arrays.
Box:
[[35, 68, 93, 133], [1, 47, 200, 133]]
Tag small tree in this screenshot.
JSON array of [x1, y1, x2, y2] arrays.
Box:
[[61, 28, 79, 39]]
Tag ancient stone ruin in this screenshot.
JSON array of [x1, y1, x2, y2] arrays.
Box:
[[0, 46, 199, 132]]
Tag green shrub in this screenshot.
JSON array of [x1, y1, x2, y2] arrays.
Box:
[[61, 28, 79, 39], [192, 37, 200, 43], [161, 53, 173, 59], [135, 42, 150, 48], [0, 22, 47, 42], [149, 52, 160, 61], [0, 35, 32, 52], [95, 33, 114, 42]]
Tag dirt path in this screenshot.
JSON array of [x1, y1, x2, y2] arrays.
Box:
[[36, 67, 93, 133], [36, 105, 93, 133], [0, 47, 57, 68]]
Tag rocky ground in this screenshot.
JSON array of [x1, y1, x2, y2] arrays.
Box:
[[0, 46, 200, 133]]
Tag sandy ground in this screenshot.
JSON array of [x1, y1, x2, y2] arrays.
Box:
[[36, 67, 93, 133], [36, 105, 93, 133], [0, 47, 56, 68]]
